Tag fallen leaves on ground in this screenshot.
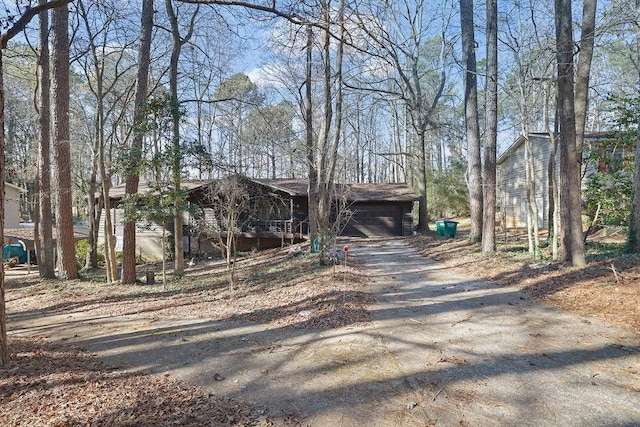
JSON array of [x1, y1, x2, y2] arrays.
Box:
[[409, 233, 640, 333], [3, 244, 369, 425], [6, 246, 373, 330], [0, 336, 299, 426], [5, 235, 638, 426]]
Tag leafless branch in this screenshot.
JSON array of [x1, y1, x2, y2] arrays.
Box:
[[1, 0, 73, 49]]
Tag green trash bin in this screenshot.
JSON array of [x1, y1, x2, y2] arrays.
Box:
[[443, 220, 458, 237], [435, 220, 445, 236]]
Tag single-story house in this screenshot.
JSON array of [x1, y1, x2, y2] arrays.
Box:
[[497, 131, 616, 229], [102, 177, 417, 260], [256, 178, 417, 237], [99, 181, 208, 261]]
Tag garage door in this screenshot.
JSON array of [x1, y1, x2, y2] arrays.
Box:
[[341, 203, 402, 237]]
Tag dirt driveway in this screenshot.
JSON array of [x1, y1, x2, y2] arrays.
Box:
[[9, 241, 640, 426]]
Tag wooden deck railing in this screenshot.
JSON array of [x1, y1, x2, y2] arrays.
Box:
[[263, 220, 293, 233], [193, 217, 308, 236]]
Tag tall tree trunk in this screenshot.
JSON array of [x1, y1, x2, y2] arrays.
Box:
[[52, 3, 78, 279], [85, 171, 99, 269], [328, 0, 344, 188], [0, 53, 7, 365], [575, 0, 597, 160], [37, 2, 55, 278], [165, 0, 198, 276], [305, 24, 318, 242], [34, 172, 42, 271], [460, 0, 483, 242], [76, 0, 101, 271], [524, 134, 541, 258], [78, 0, 117, 279], [0, 0, 72, 367], [629, 0, 640, 252], [555, 0, 586, 266], [416, 131, 429, 232], [85, 191, 100, 268], [101, 166, 118, 282], [166, 0, 183, 276], [547, 127, 560, 260], [315, 0, 334, 262], [122, 0, 154, 284], [482, 0, 497, 253], [544, 82, 560, 260]]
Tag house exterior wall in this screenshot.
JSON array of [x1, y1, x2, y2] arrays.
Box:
[[98, 208, 188, 262], [4, 184, 22, 229], [497, 133, 611, 230], [498, 135, 559, 229]]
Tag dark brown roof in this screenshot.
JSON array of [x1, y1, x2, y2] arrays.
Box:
[[257, 178, 418, 202], [105, 178, 417, 204], [338, 182, 418, 202], [107, 180, 213, 201], [255, 178, 308, 196]]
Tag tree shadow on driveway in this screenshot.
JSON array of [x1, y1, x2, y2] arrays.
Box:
[[8, 240, 640, 426]]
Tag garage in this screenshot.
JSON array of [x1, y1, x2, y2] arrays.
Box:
[[339, 183, 417, 237]]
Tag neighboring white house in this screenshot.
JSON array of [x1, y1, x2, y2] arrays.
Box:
[[4, 182, 24, 229], [497, 132, 614, 229]]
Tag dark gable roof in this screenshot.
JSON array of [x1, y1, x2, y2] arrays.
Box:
[[257, 178, 418, 202], [337, 182, 418, 202], [255, 178, 308, 196], [107, 180, 213, 202], [106, 178, 417, 203]]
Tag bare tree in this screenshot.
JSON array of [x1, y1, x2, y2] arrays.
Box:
[[0, 0, 73, 366], [122, 0, 154, 284], [502, 2, 557, 258], [36, 0, 55, 278], [348, 0, 454, 232], [75, 0, 139, 281], [555, 0, 586, 265], [546, 111, 560, 260], [575, 0, 598, 159], [165, 0, 199, 276], [304, 23, 318, 240], [460, 0, 482, 242], [313, 0, 345, 261], [482, 0, 497, 253], [51, 2, 79, 279], [629, 0, 640, 252], [197, 176, 280, 288]]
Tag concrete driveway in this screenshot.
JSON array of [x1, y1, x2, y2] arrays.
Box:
[[9, 240, 640, 426]]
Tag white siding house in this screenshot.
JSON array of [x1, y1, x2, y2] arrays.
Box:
[[4, 182, 24, 229], [97, 207, 173, 262], [497, 132, 610, 230]]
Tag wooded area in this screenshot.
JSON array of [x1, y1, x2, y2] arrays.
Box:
[[0, 0, 639, 365]]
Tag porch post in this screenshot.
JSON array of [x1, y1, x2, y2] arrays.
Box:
[[290, 198, 294, 243]]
